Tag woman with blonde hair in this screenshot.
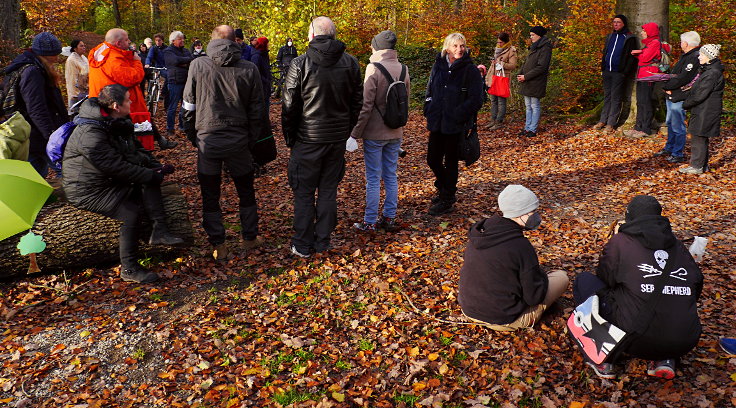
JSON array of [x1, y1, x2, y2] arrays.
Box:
[[423, 32, 484, 215], [2, 32, 68, 176]]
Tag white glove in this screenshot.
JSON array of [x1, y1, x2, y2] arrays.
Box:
[[346, 137, 358, 152]]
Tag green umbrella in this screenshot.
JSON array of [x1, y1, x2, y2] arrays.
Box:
[[0, 159, 53, 241]]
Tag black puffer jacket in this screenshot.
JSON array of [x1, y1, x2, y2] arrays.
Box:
[[164, 45, 193, 84], [662, 47, 701, 102], [683, 59, 724, 138], [281, 36, 363, 146], [596, 216, 702, 360], [458, 215, 549, 325], [423, 52, 484, 135], [62, 98, 160, 216], [3, 51, 68, 157], [518, 36, 553, 99]]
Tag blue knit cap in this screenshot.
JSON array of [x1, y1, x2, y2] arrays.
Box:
[[32, 32, 62, 56]]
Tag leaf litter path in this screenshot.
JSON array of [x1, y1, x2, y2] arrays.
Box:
[[1, 106, 735, 407]]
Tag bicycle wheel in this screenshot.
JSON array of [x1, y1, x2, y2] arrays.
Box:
[[148, 83, 159, 116]]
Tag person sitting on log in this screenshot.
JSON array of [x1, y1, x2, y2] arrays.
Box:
[[62, 84, 183, 283]]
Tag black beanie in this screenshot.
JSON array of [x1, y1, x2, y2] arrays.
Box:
[[234, 29, 244, 40], [371, 30, 397, 51], [625, 195, 662, 222], [614, 14, 629, 31], [530, 26, 547, 37]]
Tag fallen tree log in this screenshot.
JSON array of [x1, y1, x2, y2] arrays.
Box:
[[0, 182, 193, 278]]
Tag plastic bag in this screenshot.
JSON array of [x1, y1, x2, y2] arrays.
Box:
[[346, 137, 358, 152], [689, 236, 708, 263]]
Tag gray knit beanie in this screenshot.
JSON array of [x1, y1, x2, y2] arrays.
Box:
[[32, 32, 62, 56], [700, 44, 721, 62], [371, 30, 397, 51], [498, 185, 539, 218]]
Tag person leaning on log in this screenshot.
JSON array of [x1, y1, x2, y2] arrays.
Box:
[[62, 84, 184, 284]]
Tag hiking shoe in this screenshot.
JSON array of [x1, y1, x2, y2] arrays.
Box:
[[431, 195, 457, 205], [121, 266, 159, 283], [592, 122, 605, 130], [243, 236, 264, 250], [623, 129, 647, 138], [378, 217, 399, 232], [212, 242, 229, 261], [429, 200, 454, 216], [290, 245, 311, 258], [647, 359, 676, 379], [586, 361, 616, 379], [653, 149, 671, 157], [149, 229, 185, 246], [666, 155, 685, 163], [353, 221, 376, 231], [719, 337, 736, 355], [678, 166, 703, 175], [525, 131, 537, 138], [602, 125, 615, 134], [519, 129, 528, 136]]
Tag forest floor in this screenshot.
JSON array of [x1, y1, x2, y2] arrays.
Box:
[[1, 103, 736, 408]]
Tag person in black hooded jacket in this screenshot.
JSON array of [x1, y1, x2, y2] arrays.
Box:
[[423, 32, 484, 216], [573, 195, 702, 380], [281, 16, 363, 257], [63, 84, 183, 284], [517, 26, 553, 138]]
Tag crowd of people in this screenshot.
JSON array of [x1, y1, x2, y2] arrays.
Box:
[[0, 15, 728, 381]]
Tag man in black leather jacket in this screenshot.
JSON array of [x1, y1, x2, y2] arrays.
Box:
[[281, 16, 363, 257]]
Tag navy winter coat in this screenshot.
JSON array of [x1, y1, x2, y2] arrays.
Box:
[[2, 51, 68, 157], [423, 52, 484, 135], [249, 49, 272, 104], [164, 45, 193, 84]]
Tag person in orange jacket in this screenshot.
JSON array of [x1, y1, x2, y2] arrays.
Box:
[[88, 28, 177, 149]]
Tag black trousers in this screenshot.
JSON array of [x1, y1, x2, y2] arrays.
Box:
[[635, 81, 656, 134], [197, 149, 258, 246], [109, 183, 166, 269], [600, 71, 625, 127], [427, 131, 461, 200], [288, 141, 345, 253], [690, 134, 710, 170]]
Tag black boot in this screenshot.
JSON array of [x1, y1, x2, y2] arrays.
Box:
[[119, 226, 159, 283], [156, 132, 178, 150], [429, 199, 454, 216], [149, 222, 185, 245], [141, 184, 184, 245]]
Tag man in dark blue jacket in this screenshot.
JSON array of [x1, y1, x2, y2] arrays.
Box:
[[163, 31, 193, 137], [145, 33, 169, 109], [593, 15, 638, 133]]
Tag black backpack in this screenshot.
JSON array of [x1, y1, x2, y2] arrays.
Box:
[[0, 64, 33, 120], [371, 62, 409, 129]]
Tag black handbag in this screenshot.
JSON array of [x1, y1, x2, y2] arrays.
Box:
[[251, 133, 277, 166], [458, 118, 480, 166]]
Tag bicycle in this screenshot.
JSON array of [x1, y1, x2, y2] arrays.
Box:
[[145, 67, 167, 117], [270, 63, 286, 101]]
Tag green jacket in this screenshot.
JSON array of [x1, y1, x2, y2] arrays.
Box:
[[0, 112, 31, 160]]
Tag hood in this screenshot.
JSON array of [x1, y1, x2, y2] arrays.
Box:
[[4, 50, 42, 74], [467, 215, 526, 250], [207, 39, 241, 66], [530, 35, 552, 51], [0, 112, 31, 142], [618, 215, 677, 250], [701, 58, 724, 73], [306, 36, 347, 67], [76, 97, 108, 122], [89, 42, 133, 68], [642, 23, 660, 39], [369, 48, 398, 63]]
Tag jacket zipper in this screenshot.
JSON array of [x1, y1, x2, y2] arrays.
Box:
[[608, 34, 619, 72]]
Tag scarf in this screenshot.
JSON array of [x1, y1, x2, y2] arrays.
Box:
[[494, 44, 509, 60]]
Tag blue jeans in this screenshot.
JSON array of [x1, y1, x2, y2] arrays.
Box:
[[664, 100, 686, 157], [524, 96, 541, 132], [167, 82, 185, 131], [363, 139, 400, 224]]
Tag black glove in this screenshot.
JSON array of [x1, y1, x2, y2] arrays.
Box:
[[151, 169, 164, 184], [159, 164, 175, 175]]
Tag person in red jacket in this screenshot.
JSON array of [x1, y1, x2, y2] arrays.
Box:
[[624, 22, 671, 139]]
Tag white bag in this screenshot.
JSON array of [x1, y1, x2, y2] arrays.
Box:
[[689, 236, 708, 263], [345, 137, 358, 152]]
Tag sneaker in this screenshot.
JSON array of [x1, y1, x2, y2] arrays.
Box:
[[429, 200, 454, 216], [242, 236, 264, 250], [525, 131, 537, 138], [602, 125, 615, 134], [290, 245, 311, 258], [666, 155, 685, 163], [431, 195, 457, 205], [592, 122, 605, 130], [519, 129, 528, 136], [353, 221, 376, 231], [653, 149, 671, 157], [166, 130, 176, 138], [647, 359, 676, 379], [623, 129, 647, 138], [678, 166, 703, 175], [212, 242, 229, 261], [121, 266, 159, 283], [586, 361, 616, 379], [719, 337, 736, 355], [378, 217, 399, 232]]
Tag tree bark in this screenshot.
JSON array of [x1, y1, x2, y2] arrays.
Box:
[[111, 0, 123, 27], [0, 183, 194, 278], [0, 0, 21, 47], [615, 0, 668, 131]]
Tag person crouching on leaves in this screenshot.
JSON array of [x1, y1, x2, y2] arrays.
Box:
[[62, 84, 184, 284], [572, 195, 702, 380], [458, 185, 569, 331]]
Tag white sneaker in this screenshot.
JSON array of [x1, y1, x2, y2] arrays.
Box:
[[290, 245, 310, 258]]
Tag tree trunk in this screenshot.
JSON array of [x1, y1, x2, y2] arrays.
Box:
[[615, 0, 668, 132], [0, 183, 194, 278], [111, 0, 123, 27], [0, 0, 21, 47]]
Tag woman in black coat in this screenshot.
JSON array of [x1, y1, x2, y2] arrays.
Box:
[[679, 44, 724, 175], [423, 32, 484, 215], [62, 84, 183, 284], [517, 26, 553, 138]]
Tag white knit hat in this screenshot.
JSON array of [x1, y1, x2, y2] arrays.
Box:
[[498, 185, 539, 218], [700, 44, 721, 61]]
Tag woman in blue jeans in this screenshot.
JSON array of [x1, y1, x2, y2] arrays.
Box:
[[349, 31, 410, 231]]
